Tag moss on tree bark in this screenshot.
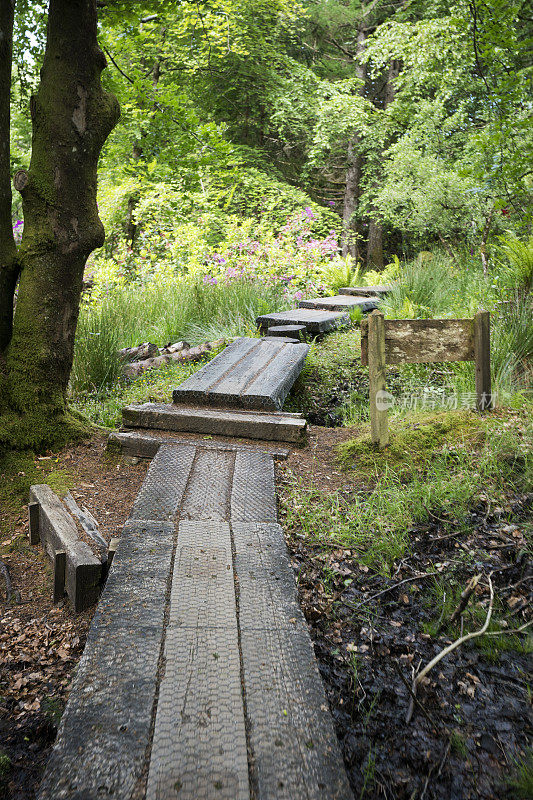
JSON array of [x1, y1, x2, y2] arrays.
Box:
[[0, 0, 119, 453]]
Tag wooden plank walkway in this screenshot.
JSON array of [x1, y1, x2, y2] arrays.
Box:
[[339, 284, 392, 297], [172, 336, 309, 411], [37, 443, 353, 800], [299, 294, 379, 313], [257, 307, 350, 334], [122, 402, 307, 443]]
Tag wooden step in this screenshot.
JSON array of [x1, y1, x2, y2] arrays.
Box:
[[122, 403, 306, 443], [108, 431, 291, 460], [339, 284, 393, 297], [256, 308, 350, 334], [299, 294, 379, 313], [172, 336, 309, 411]]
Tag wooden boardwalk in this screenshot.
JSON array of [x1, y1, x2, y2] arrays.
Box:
[[36, 294, 394, 798], [299, 294, 379, 313], [38, 441, 353, 800], [172, 336, 309, 411]]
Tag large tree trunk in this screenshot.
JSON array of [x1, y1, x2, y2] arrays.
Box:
[[0, 0, 18, 353], [0, 0, 119, 450]]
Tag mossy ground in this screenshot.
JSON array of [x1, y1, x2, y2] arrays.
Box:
[[337, 410, 486, 479]]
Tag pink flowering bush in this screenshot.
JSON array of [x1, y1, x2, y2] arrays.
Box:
[[200, 210, 344, 303]]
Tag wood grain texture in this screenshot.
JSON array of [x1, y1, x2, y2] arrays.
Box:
[[474, 310, 492, 410], [368, 311, 388, 447], [361, 318, 475, 366]]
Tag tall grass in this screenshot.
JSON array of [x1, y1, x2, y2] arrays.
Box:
[[70, 276, 289, 395]]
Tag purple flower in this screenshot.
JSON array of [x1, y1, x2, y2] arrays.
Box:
[[13, 220, 23, 229], [304, 207, 315, 220], [294, 291, 303, 301], [328, 201, 335, 207]]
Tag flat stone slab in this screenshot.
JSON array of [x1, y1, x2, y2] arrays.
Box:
[[172, 336, 309, 411], [299, 294, 379, 312], [122, 402, 306, 443], [29, 485, 102, 612], [257, 308, 349, 334], [339, 284, 393, 297]]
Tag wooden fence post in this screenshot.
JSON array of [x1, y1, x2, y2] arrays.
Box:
[[474, 310, 492, 411], [53, 550, 66, 604], [368, 309, 388, 447]]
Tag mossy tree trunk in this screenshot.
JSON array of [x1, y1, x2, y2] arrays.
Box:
[[0, 0, 119, 451], [0, 0, 18, 353]]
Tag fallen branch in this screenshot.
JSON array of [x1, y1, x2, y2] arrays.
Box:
[[406, 575, 494, 724], [121, 339, 225, 379], [1, 559, 21, 604], [342, 572, 434, 612], [449, 574, 481, 626]]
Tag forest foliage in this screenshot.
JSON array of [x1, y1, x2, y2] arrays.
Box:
[[10, 0, 531, 274]]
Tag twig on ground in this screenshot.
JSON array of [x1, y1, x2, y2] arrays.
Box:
[[406, 574, 494, 724], [393, 660, 434, 727], [422, 503, 458, 527], [342, 572, 434, 612], [1, 559, 21, 604], [484, 620, 531, 636], [449, 574, 481, 626]]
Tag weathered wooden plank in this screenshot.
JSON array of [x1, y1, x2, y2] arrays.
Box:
[[233, 523, 353, 800], [29, 485, 102, 612], [122, 403, 306, 443], [265, 324, 306, 340], [368, 311, 388, 448], [108, 431, 291, 461], [172, 337, 261, 401], [146, 520, 249, 800], [474, 310, 492, 410], [230, 450, 277, 523], [240, 342, 309, 410], [339, 285, 393, 297], [203, 338, 286, 406], [37, 521, 175, 800], [130, 444, 196, 522], [256, 308, 350, 334], [180, 449, 234, 522], [361, 318, 475, 366], [172, 337, 308, 410], [299, 294, 379, 313]]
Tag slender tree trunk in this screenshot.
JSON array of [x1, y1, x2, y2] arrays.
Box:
[[0, 0, 18, 353], [341, 26, 366, 259], [366, 60, 400, 269], [0, 0, 119, 450]]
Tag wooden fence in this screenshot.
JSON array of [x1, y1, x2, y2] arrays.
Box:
[[361, 310, 492, 448]]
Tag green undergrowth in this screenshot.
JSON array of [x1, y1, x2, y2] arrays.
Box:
[[0, 450, 72, 542], [70, 352, 218, 429], [337, 411, 486, 479], [280, 406, 532, 573]]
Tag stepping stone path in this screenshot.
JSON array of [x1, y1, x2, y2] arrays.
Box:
[[38, 441, 353, 800], [299, 294, 379, 313], [37, 289, 387, 798]]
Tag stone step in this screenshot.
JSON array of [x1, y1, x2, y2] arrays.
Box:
[[339, 284, 393, 297], [257, 308, 350, 334], [172, 336, 309, 411], [122, 403, 306, 443], [299, 294, 379, 313]]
